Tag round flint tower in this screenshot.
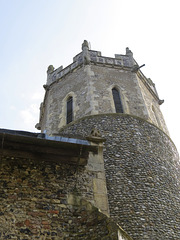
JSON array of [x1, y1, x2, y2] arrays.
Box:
[[37, 41, 180, 240]]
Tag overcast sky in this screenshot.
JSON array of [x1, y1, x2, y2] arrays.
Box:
[[0, 0, 179, 153]]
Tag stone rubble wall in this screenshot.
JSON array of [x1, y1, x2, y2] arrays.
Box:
[[137, 73, 169, 135], [41, 63, 161, 135], [59, 114, 180, 240], [40, 53, 168, 135], [0, 156, 132, 239]]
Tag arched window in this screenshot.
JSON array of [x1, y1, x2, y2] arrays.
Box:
[[112, 88, 123, 113], [66, 96, 73, 124]]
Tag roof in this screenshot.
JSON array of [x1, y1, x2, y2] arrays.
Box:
[[0, 129, 98, 165]]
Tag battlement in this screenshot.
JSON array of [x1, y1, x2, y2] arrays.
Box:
[[46, 45, 135, 86], [45, 41, 160, 106]]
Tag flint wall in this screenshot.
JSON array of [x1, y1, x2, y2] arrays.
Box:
[[59, 114, 180, 240]]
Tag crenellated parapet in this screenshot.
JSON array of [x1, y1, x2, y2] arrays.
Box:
[[45, 41, 161, 105], [46, 41, 137, 86]]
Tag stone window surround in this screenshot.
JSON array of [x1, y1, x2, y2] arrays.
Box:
[[58, 91, 78, 129], [112, 87, 124, 113], [66, 96, 73, 124], [108, 84, 130, 114]]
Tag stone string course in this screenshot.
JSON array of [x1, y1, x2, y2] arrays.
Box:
[[59, 114, 180, 240]]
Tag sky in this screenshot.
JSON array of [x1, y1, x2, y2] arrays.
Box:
[[0, 0, 180, 153]]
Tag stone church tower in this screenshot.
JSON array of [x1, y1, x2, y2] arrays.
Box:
[[36, 40, 180, 239]]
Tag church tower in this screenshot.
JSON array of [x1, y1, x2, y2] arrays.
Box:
[[36, 41, 180, 240]]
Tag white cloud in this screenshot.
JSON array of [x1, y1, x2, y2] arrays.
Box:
[[20, 103, 39, 130], [10, 105, 16, 110], [31, 92, 44, 101]]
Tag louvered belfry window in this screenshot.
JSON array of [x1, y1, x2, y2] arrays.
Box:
[[112, 88, 123, 113], [67, 96, 73, 124]]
